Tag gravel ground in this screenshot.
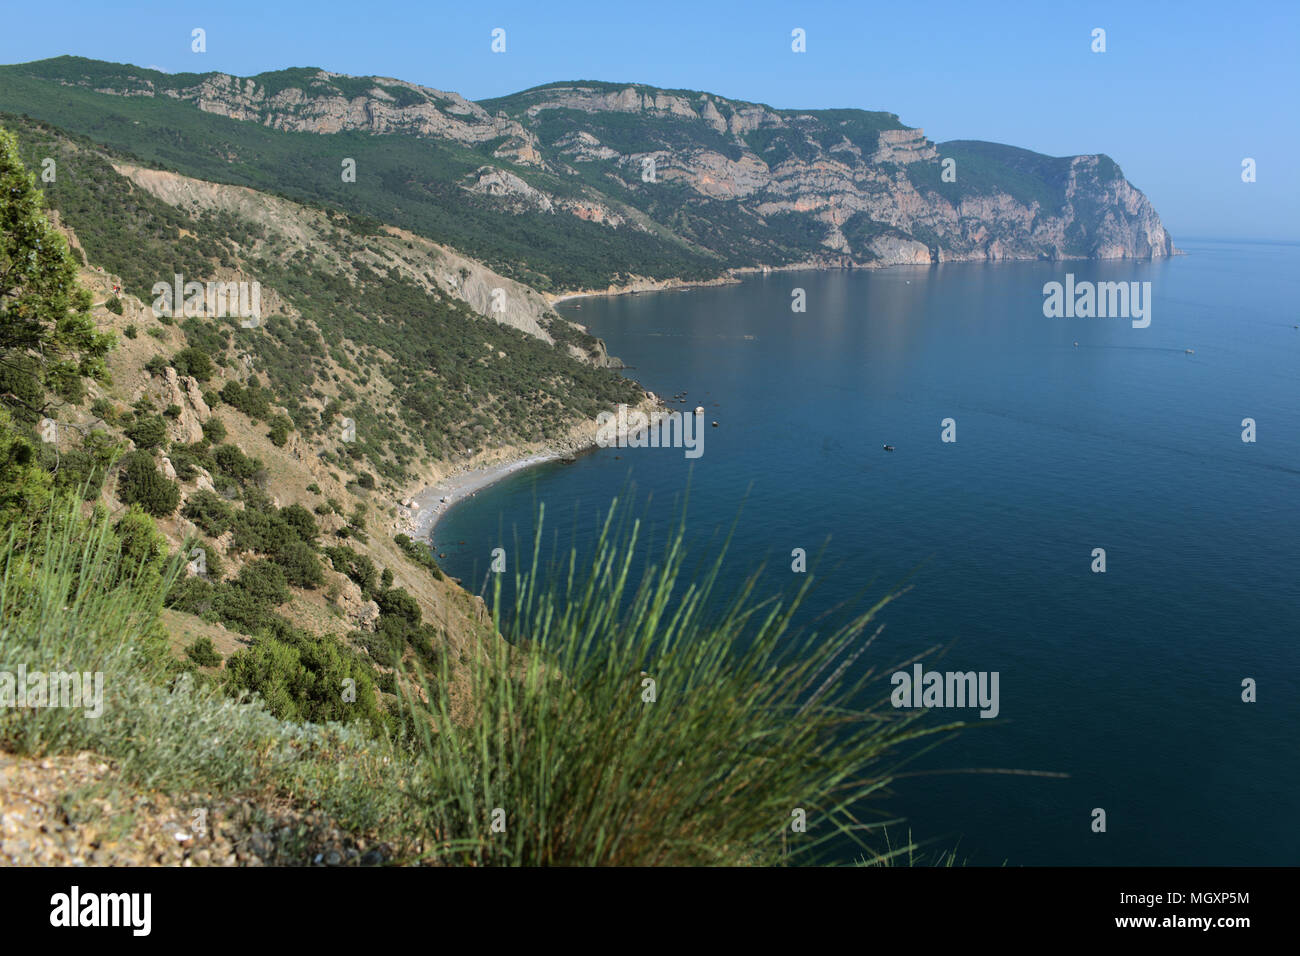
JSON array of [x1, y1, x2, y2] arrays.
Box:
[[0, 750, 391, 866]]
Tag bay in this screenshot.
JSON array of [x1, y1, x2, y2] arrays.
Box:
[[433, 240, 1300, 865]]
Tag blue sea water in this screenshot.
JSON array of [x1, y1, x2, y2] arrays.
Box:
[[432, 240, 1300, 865]]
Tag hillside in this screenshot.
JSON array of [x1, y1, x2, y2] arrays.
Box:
[[0, 56, 1176, 868], [0, 56, 1176, 292], [0, 112, 653, 740]]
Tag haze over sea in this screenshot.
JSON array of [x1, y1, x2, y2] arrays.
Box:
[[433, 239, 1299, 865]]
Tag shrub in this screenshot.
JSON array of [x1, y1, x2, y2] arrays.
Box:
[[234, 559, 291, 607], [322, 545, 377, 597], [375, 587, 420, 626], [225, 630, 384, 732], [279, 503, 318, 544], [123, 324, 137, 339], [165, 574, 215, 617], [395, 533, 445, 581], [117, 452, 180, 517], [43, 429, 118, 501], [183, 540, 225, 582], [90, 398, 117, 423], [186, 636, 222, 668], [219, 380, 272, 421], [201, 417, 226, 443], [181, 490, 234, 536], [268, 416, 291, 447], [124, 413, 168, 450], [213, 443, 261, 485], [111, 505, 168, 589], [172, 347, 214, 382], [105, 295, 124, 315], [273, 540, 324, 589]]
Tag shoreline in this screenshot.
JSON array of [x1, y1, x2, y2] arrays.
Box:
[[407, 452, 567, 544], [410, 252, 1187, 545], [544, 248, 1187, 308]]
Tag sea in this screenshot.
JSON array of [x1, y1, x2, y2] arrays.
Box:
[[431, 239, 1299, 865]]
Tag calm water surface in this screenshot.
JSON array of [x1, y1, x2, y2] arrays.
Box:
[[434, 240, 1299, 865]]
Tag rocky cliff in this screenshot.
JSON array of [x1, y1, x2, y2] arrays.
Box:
[[1, 58, 1176, 287]]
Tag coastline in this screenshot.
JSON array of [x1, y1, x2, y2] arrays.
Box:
[[407, 452, 564, 543], [407, 248, 1186, 547], [399, 393, 663, 546], [543, 247, 1186, 308]]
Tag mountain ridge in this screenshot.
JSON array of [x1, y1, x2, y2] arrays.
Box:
[[0, 56, 1177, 287]]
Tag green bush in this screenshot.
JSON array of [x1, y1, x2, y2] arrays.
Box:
[[212, 443, 261, 485], [225, 630, 384, 733], [186, 636, 222, 667], [90, 397, 118, 424], [218, 380, 272, 421], [375, 586, 420, 626], [124, 413, 168, 450], [322, 545, 377, 597], [278, 503, 318, 544], [172, 346, 214, 382], [273, 539, 324, 589], [105, 295, 123, 315], [116, 451, 180, 517], [181, 489, 234, 536], [268, 416, 290, 447], [234, 559, 291, 607], [201, 417, 226, 443], [165, 573, 215, 617], [395, 533, 444, 581]]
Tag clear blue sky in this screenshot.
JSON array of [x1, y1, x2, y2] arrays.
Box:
[[3, 0, 1296, 240]]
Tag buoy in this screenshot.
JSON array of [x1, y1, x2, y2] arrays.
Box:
[[694, 405, 705, 415]]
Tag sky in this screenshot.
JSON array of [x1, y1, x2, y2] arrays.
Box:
[[1, 0, 1296, 240]]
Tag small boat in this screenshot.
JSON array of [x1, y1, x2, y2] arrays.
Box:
[[1073, 341, 1079, 348], [883, 444, 895, 452], [1184, 348, 1195, 354], [711, 421, 719, 427]]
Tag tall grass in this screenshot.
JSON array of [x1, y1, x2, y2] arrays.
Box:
[[0, 494, 392, 803], [2, 493, 966, 865], [400, 502, 962, 866]]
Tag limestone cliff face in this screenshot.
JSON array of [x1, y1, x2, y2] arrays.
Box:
[[57, 65, 1176, 269]]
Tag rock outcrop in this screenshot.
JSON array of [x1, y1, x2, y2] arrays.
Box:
[[31, 59, 1177, 273]]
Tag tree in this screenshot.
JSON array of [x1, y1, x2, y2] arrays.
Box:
[[0, 126, 113, 416], [124, 413, 167, 450], [116, 450, 180, 517]]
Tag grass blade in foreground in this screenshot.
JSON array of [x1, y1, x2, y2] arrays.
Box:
[[403, 500, 962, 866]]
